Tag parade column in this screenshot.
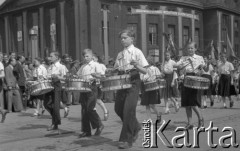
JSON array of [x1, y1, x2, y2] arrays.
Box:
[[23, 11, 28, 57], [60, 1, 66, 55], [74, 0, 80, 59], [39, 7, 45, 57], [177, 7, 183, 56], [4, 16, 9, 54], [160, 6, 166, 63], [140, 5, 147, 56], [217, 11, 222, 53]]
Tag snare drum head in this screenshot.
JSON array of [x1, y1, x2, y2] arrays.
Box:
[[31, 88, 53, 96], [102, 74, 130, 81], [66, 78, 87, 82], [185, 76, 209, 82], [144, 80, 157, 84]]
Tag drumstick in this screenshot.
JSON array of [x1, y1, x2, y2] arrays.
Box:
[[179, 62, 191, 70], [77, 72, 102, 77], [113, 59, 140, 70]]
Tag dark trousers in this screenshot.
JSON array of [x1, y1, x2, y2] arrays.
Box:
[[114, 78, 141, 144], [72, 92, 80, 104], [80, 85, 102, 134], [44, 81, 62, 125], [19, 86, 27, 109], [7, 89, 23, 112]]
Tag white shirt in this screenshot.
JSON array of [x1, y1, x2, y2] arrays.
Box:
[[114, 44, 149, 71], [212, 72, 219, 84], [0, 62, 4, 78], [77, 60, 103, 81], [177, 54, 205, 73], [33, 65, 47, 79], [140, 66, 161, 82], [47, 61, 68, 78], [163, 59, 176, 74], [0, 62, 4, 71], [98, 63, 107, 74], [218, 61, 234, 75]]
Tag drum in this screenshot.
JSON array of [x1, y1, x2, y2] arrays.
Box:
[[101, 74, 132, 91], [144, 79, 166, 91], [29, 80, 54, 96], [184, 76, 210, 90], [65, 78, 91, 92]]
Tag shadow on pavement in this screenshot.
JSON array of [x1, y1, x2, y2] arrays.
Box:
[[17, 124, 48, 130], [45, 130, 76, 138], [17, 112, 33, 117], [72, 136, 114, 147], [67, 117, 82, 122], [36, 145, 56, 150]]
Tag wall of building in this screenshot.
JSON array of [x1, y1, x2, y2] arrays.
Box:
[[0, 0, 239, 61]]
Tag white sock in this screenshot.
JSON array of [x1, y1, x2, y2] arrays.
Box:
[[223, 103, 226, 107]]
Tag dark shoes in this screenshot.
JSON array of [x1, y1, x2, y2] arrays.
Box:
[[1, 110, 9, 123], [210, 101, 214, 107], [79, 132, 91, 138], [230, 101, 234, 108], [47, 125, 58, 131], [118, 142, 132, 149], [94, 124, 104, 136]]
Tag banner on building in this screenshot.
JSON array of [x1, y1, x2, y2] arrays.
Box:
[[226, 34, 236, 58], [17, 31, 22, 41]]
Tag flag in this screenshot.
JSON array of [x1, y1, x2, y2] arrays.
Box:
[[163, 33, 176, 57], [181, 37, 193, 56], [226, 34, 236, 58]]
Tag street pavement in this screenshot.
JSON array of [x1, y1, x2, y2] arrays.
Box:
[[0, 97, 240, 151]]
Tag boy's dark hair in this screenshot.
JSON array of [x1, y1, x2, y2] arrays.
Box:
[[119, 28, 135, 39]]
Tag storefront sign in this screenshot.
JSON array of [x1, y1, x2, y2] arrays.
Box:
[[17, 31, 22, 41], [131, 8, 199, 20], [50, 23, 56, 35]]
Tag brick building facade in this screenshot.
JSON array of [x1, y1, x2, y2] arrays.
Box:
[[0, 0, 239, 62]]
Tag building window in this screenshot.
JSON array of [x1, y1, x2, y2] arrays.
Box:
[[235, 44, 239, 56], [222, 28, 227, 44], [148, 24, 158, 45], [127, 23, 138, 42], [235, 31, 239, 38], [234, 20, 238, 29], [167, 6, 176, 11], [168, 25, 175, 43], [235, 20, 239, 38], [183, 26, 189, 46], [195, 28, 200, 48], [222, 14, 229, 28]]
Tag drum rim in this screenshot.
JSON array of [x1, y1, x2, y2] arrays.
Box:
[[66, 78, 88, 82], [102, 74, 131, 81], [185, 76, 210, 82], [101, 84, 132, 91]]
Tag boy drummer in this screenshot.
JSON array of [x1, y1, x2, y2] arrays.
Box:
[[113, 29, 148, 149], [77, 49, 104, 138], [45, 51, 68, 131]]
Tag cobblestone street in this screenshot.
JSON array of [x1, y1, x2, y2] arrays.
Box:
[[0, 98, 240, 151]]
